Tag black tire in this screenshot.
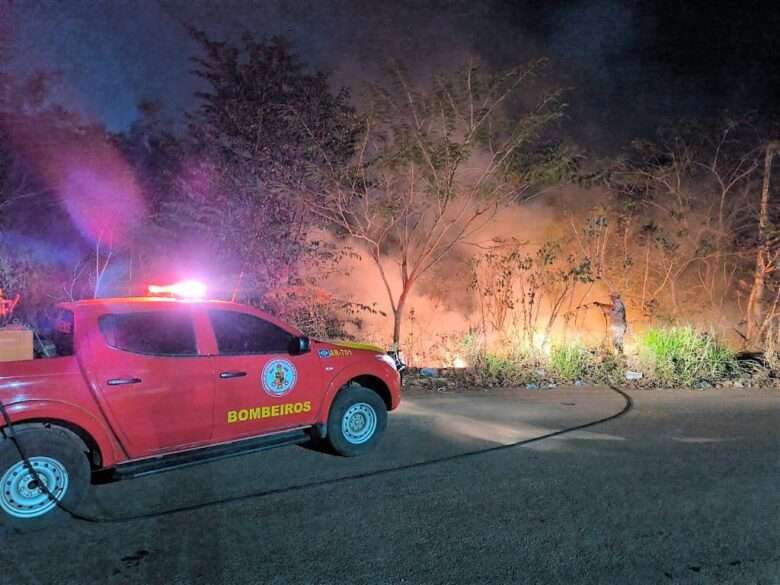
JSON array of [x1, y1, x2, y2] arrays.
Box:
[[0, 427, 90, 532], [326, 384, 387, 457]]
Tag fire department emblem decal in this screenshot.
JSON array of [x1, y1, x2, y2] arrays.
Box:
[[261, 359, 297, 397]]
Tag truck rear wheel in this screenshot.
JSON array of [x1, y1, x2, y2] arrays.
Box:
[[0, 427, 90, 531], [326, 384, 387, 457]]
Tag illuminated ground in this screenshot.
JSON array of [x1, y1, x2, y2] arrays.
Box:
[[1, 387, 779, 585]]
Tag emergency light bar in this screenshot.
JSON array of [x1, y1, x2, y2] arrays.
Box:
[[148, 280, 207, 299]]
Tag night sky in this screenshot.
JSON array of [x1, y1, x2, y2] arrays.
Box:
[[7, 0, 780, 149]]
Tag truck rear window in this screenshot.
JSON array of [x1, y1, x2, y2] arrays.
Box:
[[99, 312, 197, 356], [31, 308, 75, 358], [52, 309, 75, 356]]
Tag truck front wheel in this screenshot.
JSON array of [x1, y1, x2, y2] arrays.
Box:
[[0, 428, 90, 531], [326, 384, 387, 457]]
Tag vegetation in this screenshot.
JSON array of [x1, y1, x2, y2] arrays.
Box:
[[470, 241, 595, 347], [549, 342, 591, 382], [307, 60, 566, 345], [450, 327, 739, 388], [160, 30, 360, 307], [637, 327, 736, 386], [1, 30, 779, 371]]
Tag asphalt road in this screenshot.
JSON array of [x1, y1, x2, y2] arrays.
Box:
[[1, 386, 779, 585]]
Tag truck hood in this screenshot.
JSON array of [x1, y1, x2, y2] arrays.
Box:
[[329, 341, 385, 353]]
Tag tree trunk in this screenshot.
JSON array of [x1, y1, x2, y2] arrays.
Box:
[[746, 142, 780, 344], [392, 286, 410, 347]]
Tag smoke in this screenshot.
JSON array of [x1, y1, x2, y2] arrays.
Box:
[[324, 185, 614, 351], [547, 0, 636, 80], [3, 116, 147, 249], [10, 0, 779, 144]]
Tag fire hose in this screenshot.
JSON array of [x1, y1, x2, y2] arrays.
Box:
[[0, 386, 632, 526]]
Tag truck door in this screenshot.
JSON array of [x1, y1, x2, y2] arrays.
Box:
[[206, 309, 322, 442], [92, 307, 215, 458]]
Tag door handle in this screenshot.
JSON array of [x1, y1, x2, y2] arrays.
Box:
[[219, 371, 247, 379], [107, 377, 142, 386]]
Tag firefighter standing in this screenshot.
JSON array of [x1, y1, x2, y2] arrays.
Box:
[[593, 292, 627, 353]]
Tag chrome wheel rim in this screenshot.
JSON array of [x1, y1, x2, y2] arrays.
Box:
[[342, 402, 378, 445], [0, 457, 69, 518]]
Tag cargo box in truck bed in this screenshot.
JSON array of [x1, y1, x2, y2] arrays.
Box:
[[0, 326, 33, 362]]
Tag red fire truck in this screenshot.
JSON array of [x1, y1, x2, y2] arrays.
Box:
[[0, 288, 402, 529]]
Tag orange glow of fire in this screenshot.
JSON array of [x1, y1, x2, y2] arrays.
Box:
[[453, 356, 468, 368]]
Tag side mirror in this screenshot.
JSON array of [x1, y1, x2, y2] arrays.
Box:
[[288, 335, 311, 356]]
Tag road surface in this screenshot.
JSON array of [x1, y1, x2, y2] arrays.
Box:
[[1, 386, 779, 585]]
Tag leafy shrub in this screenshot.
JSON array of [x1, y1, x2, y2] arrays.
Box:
[[481, 352, 526, 384], [638, 326, 735, 386], [503, 326, 547, 367], [450, 325, 736, 388], [549, 342, 591, 381], [459, 331, 484, 367], [461, 331, 541, 385]]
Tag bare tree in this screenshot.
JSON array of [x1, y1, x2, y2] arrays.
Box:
[[745, 141, 780, 342], [92, 229, 114, 298], [306, 60, 564, 344], [604, 119, 764, 325]]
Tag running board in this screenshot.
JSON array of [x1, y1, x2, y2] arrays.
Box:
[[101, 428, 311, 482]]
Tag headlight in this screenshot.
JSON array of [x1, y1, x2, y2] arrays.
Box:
[[376, 353, 398, 370]]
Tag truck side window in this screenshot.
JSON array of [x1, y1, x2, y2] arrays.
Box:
[[99, 312, 197, 356], [209, 310, 292, 355]]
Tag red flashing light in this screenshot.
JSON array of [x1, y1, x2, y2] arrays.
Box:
[[148, 280, 207, 299]]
